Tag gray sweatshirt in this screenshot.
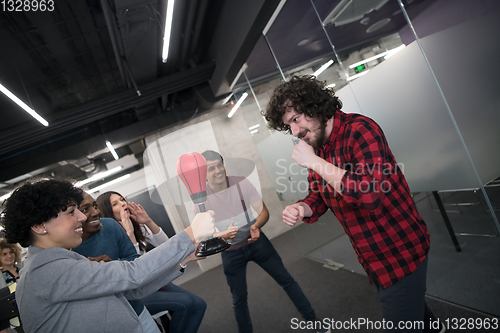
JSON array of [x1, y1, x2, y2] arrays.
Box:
[[16, 231, 194, 333]]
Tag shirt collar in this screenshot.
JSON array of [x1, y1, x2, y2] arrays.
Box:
[[322, 110, 345, 152]]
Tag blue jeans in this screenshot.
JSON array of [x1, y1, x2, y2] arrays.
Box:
[[377, 257, 439, 333], [221, 232, 316, 333], [141, 282, 206, 333]]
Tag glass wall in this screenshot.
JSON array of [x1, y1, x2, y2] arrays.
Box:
[[233, 0, 500, 316]]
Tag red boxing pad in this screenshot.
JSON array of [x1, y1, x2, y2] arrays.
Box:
[[176, 152, 207, 204]]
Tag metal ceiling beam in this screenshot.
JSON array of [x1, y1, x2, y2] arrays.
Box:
[[0, 63, 215, 157], [208, 0, 281, 97], [0, 101, 208, 183], [101, 0, 130, 88]]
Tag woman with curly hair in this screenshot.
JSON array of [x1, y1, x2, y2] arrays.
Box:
[[0, 239, 22, 286], [96, 191, 207, 333], [0, 178, 215, 333]]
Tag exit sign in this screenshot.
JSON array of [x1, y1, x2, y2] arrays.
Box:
[[354, 64, 366, 73]]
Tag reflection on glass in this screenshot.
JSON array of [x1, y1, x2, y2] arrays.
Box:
[[238, 0, 500, 318]]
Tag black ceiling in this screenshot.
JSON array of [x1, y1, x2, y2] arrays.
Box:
[[0, 0, 436, 195]]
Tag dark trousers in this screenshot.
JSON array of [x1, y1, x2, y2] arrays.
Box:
[[377, 257, 439, 332], [142, 282, 207, 333], [221, 232, 316, 333]]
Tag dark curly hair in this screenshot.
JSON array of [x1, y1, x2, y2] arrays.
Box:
[[0, 178, 83, 247], [262, 75, 342, 133], [96, 191, 148, 252]]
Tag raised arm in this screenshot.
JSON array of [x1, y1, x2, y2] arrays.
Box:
[[33, 211, 215, 303], [128, 202, 169, 247]]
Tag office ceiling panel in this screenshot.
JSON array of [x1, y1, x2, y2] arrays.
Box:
[[0, 0, 438, 197]]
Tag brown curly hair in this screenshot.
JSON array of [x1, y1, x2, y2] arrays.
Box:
[[0, 239, 22, 266], [262, 75, 342, 133]]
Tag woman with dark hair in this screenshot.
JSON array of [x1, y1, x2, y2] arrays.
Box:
[[97, 191, 207, 333], [96, 191, 167, 255], [0, 178, 214, 333]]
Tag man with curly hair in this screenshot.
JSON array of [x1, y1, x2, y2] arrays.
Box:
[[263, 76, 443, 332]]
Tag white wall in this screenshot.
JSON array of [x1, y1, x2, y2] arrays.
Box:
[[336, 11, 500, 192]]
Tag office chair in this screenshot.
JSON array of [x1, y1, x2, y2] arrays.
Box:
[[0, 286, 21, 332], [152, 310, 170, 333]]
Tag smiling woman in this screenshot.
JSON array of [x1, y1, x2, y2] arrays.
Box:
[[0, 239, 22, 286], [0, 178, 215, 333]]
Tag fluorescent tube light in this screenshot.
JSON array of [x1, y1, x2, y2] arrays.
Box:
[[87, 174, 131, 194], [0, 192, 12, 201], [75, 166, 123, 187], [161, 0, 176, 63], [313, 60, 334, 77], [0, 83, 49, 126], [349, 45, 405, 69], [346, 71, 369, 81], [326, 83, 336, 88], [262, 0, 287, 35], [248, 124, 260, 130], [106, 140, 119, 160], [322, 0, 352, 26], [384, 44, 405, 60], [250, 129, 259, 135], [228, 92, 248, 118]]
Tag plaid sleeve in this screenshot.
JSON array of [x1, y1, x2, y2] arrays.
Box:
[[340, 119, 393, 211], [298, 169, 329, 223]]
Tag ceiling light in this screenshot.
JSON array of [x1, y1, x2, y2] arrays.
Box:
[[250, 129, 259, 135], [366, 18, 391, 33], [349, 45, 405, 69], [346, 71, 370, 81], [322, 0, 353, 26], [75, 166, 123, 187], [384, 44, 406, 60], [161, 0, 176, 63], [326, 83, 336, 88], [106, 140, 119, 160], [0, 192, 12, 201], [262, 0, 287, 35], [228, 92, 248, 118], [248, 124, 260, 130], [87, 174, 131, 194], [313, 60, 334, 77], [297, 39, 309, 47], [0, 83, 49, 126]]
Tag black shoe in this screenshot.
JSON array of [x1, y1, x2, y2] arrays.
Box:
[[196, 237, 231, 257]]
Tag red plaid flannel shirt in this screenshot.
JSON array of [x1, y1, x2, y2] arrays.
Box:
[[299, 110, 430, 289]]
